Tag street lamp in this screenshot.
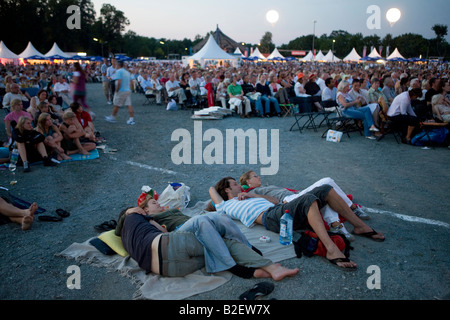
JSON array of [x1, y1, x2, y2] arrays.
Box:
[[93, 38, 106, 57], [332, 39, 335, 62], [312, 20, 317, 60]]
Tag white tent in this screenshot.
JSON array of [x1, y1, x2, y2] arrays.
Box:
[[249, 47, 266, 60], [0, 41, 19, 59], [186, 36, 238, 67], [44, 42, 72, 59], [234, 47, 243, 56], [323, 50, 341, 62], [368, 47, 382, 59], [387, 48, 406, 61], [343, 48, 362, 62], [314, 50, 325, 61], [19, 41, 45, 59], [300, 51, 314, 62], [266, 48, 285, 60]]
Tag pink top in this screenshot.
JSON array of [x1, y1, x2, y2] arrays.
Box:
[[4, 110, 33, 123]]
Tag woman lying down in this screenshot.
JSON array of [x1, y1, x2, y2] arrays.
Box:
[[115, 192, 299, 281]]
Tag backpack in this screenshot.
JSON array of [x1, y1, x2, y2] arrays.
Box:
[[411, 127, 449, 146], [294, 229, 352, 259]]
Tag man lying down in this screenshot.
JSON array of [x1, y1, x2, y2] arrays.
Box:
[[114, 191, 299, 281]]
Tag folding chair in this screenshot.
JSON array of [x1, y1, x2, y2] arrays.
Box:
[[136, 81, 156, 106], [321, 106, 363, 138], [289, 96, 321, 132]]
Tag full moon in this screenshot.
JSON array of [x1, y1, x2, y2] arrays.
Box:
[[386, 8, 401, 24], [266, 10, 279, 25]]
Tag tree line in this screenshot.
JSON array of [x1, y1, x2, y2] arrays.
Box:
[[1, 0, 448, 60]]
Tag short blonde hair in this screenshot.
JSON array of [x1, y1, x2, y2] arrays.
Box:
[[337, 80, 350, 93], [62, 110, 76, 120]]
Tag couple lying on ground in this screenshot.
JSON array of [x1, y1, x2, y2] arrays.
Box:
[[116, 173, 385, 279]]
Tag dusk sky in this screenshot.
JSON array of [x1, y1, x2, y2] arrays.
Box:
[[91, 0, 449, 46]]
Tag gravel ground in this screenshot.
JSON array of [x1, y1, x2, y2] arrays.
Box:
[[1, 83, 449, 304]]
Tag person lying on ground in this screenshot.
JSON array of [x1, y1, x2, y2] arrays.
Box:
[[210, 177, 385, 271], [0, 197, 37, 230], [115, 196, 299, 280]]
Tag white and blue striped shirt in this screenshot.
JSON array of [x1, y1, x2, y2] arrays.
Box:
[[215, 197, 275, 228]]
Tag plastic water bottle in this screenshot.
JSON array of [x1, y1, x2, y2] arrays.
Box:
[[9, 148, 19, 185], [279, 210, 293, 245]]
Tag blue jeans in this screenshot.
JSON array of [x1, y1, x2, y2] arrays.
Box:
[[342, 106, 374, 136], [261, 94, 281, 113], [177, 212, 251, 273], [249, 97, 263, 115]]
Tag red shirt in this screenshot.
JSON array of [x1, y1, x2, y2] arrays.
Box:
[[76, 111, 92, 128]]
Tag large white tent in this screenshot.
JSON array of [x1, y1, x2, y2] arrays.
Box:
[[0, 41, 19, 59], [300, 50, 314, 61], [45, 42, 72, 59], [314, 50, 325, 61], [323, 50, 341, 62], [367, 47, 382, 59], [343, 48, 362, 62], [249, 47, 266, 60], [185, 36, 238, 68], [19, 41, 45, 59], [266, 48, 285, 60], [387, 48, 406, 61]]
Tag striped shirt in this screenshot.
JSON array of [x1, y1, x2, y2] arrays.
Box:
[[215, 197, 275, 228]]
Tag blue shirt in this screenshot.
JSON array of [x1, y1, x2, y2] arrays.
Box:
[[215, 197, 274, 228], [115, 68, 131, 92]]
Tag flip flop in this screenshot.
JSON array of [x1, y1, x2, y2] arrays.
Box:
[[56, 209, 70, 218], [94, 220, 117, 233], [327, 257, 357, 272], [38, 215, 62, 222], [352, 229, 385, 242], [239, 281, 274, 300]]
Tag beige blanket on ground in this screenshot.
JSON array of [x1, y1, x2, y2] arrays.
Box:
[[57, 201, 296, 300]]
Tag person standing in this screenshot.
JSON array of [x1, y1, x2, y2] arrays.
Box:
[[101, 58, 112, 104], [105, 61, 135, 125]]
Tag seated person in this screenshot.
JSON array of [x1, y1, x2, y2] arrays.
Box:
[[150, 72, 167, 105], [349, 79, 380, 127], [256, 73, 281, 116], [227, 75, 252, 118], [59, 111, 96, 156], [210, 177, 385, 271], [431, 94, 450, 123], [35, 113, 71, 161], [2, 83, 29, 110], [33, 102, 62, 126], [116, 198, 299, 280], [52, 76, 72, 107], [304, 74, 323, 111], [321, 77, 337, 107], [337, 81, 379, 139], [27, 89, 48, 119], [165, 72, 187, 104], [4, 99, 33, 145], [11, 116, 57, 172], [47, 95, 64, 116], [238, 171, 371, 241], [69, 102, 97, 142], [215, 75, 228, 109], [0, 196, 37, 231], [387, 88, 423, 144], [188, 71, 202, 104]]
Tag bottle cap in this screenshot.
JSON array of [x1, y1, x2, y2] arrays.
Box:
[[259, 236, 271, 243]]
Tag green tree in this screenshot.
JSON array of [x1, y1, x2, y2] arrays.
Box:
[[259, 32, 275, 54]]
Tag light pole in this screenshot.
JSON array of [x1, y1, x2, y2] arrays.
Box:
[[332, 39, 335, 62], [312, 20, 317, 60]]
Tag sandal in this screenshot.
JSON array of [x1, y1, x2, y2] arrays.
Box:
[[239, 281, 274, 300], [38, 215, 62, 222], [352, 229, 385, 242], [94, 220, 117, 233], [327, 257, 357, 272], [56, 209, 70, 218]]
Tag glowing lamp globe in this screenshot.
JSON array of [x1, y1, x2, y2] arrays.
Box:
[[386, 8, 401, 26], [266, 10, 279, 25]]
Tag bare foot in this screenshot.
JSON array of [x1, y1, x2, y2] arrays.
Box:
[[253, 268, 271, 279], [264, 263, 299, 281], [80, 149, 90, 155], [61, 153, 72, 160], [27, 202, 38, 216], [22, 215, 34, 230]]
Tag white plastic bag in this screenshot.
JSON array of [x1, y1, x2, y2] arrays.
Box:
[[157, 183, 191, 210], [326, 129, 343, 143], [166, 99, 178, 111]]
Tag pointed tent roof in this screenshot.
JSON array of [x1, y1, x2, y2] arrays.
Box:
[[314, 50, 325, 61], [368, 47, 382, 58], [234, 47, 243, 56], [19, 41, 45, 59], [387, 48, 406, 61], [249, 47, 266, 59], [44, 42, 72, 59], [266, 48, 285, 60], [323, 50, 341, 62], [343, 48, 362, 62], [193, 26, 246, 53], [189, 35, 237, 61], [0, 41, 19, 59], [300, 50, 314, 61]]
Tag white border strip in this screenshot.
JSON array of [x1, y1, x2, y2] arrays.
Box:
[[126, 161, 178, 175], [364, 207, 449, 229]]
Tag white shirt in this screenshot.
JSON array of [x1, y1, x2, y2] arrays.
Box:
[[387, 91, 416, 117], [166, 80, 181, 96], [294, 82, 310, 97], [321, 86, 337, 101], [53, 82, 70, 93]]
